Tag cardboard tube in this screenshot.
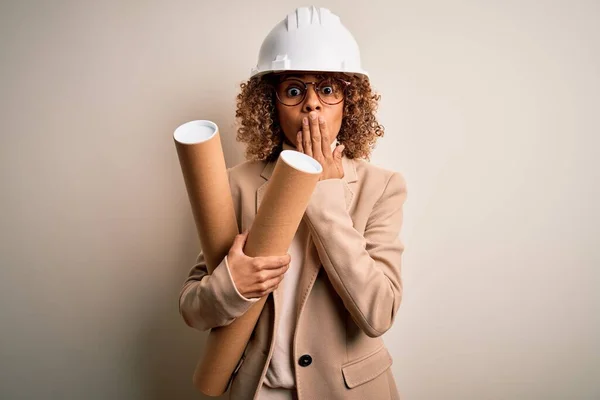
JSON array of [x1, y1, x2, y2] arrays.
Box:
[[193, 150, 322, 396], [173, 120, 239, 274]]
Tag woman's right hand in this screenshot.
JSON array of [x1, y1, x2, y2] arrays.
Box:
[[227, 230, 291, 299]]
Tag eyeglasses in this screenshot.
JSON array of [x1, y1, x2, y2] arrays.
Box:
[[274, 77, 350, 107]]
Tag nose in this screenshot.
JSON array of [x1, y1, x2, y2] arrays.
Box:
[[302, 85, 322, 112]]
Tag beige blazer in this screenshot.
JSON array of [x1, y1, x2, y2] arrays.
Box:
[[179, 152, 407, 400]]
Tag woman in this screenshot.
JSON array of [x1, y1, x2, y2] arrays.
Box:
[[179, 7, 407, 400]]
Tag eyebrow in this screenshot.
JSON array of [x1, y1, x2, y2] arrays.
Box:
[[279, 74, 326, 82], [279, 75, 304, 82]]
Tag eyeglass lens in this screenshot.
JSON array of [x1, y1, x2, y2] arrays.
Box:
[[276, 78, 345, 106]]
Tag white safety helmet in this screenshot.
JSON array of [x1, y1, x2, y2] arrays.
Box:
[[250, 6, 368, 79]]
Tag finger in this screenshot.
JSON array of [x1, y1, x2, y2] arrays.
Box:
[[318, 116, 331, 157], [309, 112, 323, 160], [263, 274, 286, 290], [255, 254, 291, 269], [260, 264, 289, 282], [334, 144, 345, 160], [302, 117, 312, 157], [296, 131, 304, 153], [251, 275, 285, 298], [231, 230, 249, 255]]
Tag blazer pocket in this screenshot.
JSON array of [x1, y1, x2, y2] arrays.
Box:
[[341, 346, 393, 389]]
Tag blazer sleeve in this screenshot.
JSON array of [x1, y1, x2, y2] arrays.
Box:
[[178, 253, 259, 332], [303, 171, 407, 338]]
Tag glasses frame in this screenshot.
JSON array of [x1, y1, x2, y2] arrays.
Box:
[[274, 77, 351, 107]]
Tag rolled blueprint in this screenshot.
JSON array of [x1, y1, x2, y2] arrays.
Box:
[[193, 150, 323, 396], [173, 120, 238, 274]]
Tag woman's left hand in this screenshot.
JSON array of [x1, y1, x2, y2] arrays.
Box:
[[297, 111, 345, 181]]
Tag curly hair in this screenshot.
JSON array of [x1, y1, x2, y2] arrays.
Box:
[[235, 72, 384, 163]]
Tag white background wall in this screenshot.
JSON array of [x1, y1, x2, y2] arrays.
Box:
[[1, 1, 598, 399]]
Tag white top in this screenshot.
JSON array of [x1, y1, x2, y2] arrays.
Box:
[[262, 217, 309, 390]]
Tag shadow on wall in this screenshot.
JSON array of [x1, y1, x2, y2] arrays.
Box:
[[135, 107, 244, 400]]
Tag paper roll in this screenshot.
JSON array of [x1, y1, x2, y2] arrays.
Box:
[[173, 120, 239, 274], [193, 150, 323, 396]]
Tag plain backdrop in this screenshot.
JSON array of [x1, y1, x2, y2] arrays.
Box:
[[1, 1, 598, 399]]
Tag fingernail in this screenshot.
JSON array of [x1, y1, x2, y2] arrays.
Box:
[[303, 117, 308, 125], [309, 113, 317, 120], [318, 116, 325, 123]]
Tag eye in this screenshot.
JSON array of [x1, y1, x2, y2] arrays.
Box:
[[320, 85, 334, 95], [286, 87, 303, 97]]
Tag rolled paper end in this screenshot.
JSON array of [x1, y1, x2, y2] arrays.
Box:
[[174, 120, 218, 144], [279, 150, 323, 174]]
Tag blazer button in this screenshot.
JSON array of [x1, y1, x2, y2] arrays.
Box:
[[298, 354, 312, 367]]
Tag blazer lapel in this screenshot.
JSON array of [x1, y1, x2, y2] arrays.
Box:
[[256, 161, 275, 214]]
